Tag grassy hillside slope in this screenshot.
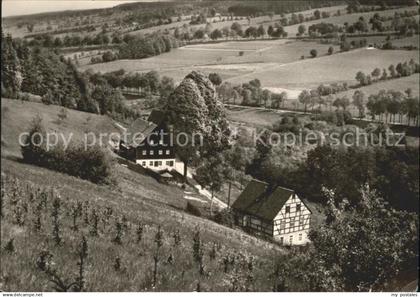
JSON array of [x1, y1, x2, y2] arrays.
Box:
[[1, 99, 286, 291], [1, 99, 121, 159]]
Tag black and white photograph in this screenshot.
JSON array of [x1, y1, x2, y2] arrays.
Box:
[[0, 0, 419, 293]]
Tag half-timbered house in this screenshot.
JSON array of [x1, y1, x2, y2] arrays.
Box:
[[231, 179, 311, 245]]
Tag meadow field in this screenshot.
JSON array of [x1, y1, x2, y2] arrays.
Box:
[[226, 106, 287, 128], [80, 30, 419, 99], [128, 5, 348, 37], [333, 74, 420, 100], [139, 5, 416, 40], [129, 5, 417, 39], [391, 34, 420, 47], [282, 6, 418, 36], [80, 39, 340, 75], [1, 99, 121, 159], [226, 48, 419, 97]]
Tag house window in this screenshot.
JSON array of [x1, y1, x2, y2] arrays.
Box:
[[279, 237, 284, 245], [166, 150, 170, 155], [142, 161, 146, 166], [159, 140, 163, 144], [280, 221, 286, 230], [243, 215, 248, 227], [142, 150, 147, 155], [150, 150, 154, 155], [289, 236, 293, 244], [299, 233, 303, 241], [290, 217, 295, 227], [296, 203, 301, 212], [299, 216, 304, 225], [158, 150, 163, 155], [150, 140, 154, 145], [285, 206, 290, 213], [149, 161, 153, 166], [166, 161, 174, 166], [158, 161, 162, 166]]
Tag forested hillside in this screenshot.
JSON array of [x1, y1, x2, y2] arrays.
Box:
[[1, 32, 134, 120]]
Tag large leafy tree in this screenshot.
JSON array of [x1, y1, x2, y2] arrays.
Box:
[[298, 90, 311, 113], [352, 90, 365, 118], [164, 71, 229, 180], [307, 187, 418, 291]]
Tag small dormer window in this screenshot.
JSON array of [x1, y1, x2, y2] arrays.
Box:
[[166, 150, 170, 155], [158, 150, 163, 155], [142, 150, 147, 155], [150, 150, 154, 155]]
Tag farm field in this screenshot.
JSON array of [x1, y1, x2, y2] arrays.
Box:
[[81, 43, 419, 98], [130, 5, 417, 40], [282, 6, 418, 36], [2, 5, 347, 40], [226, 104, 419, 148], [129, 5, 348, 37], [226, 106, 285, 128], [334, 74, 420, 100], [390, 34, 420, 47], [75, 5, 419, 96], [226, 48, 419, 97], [80, 39, 341, 81], [344, 34, 419, 48], [80, 39, 336, 71]]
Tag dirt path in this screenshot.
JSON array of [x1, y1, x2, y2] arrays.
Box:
[[192, 184, 228, 209]]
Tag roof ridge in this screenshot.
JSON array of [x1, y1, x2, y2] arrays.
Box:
[[273, 185, 295, 193], [251, 179, 294, 193], [250, 179, 268, 186], [232, 179, 296, 221]]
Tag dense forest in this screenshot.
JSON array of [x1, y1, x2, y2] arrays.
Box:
[[243, 117, 419, 212], [1, 31, 180, 121]]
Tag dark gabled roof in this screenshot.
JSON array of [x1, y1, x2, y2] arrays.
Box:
[[147, 110, 166, 126], [124, 118, 157, 145], [231, 180, 294, 221]]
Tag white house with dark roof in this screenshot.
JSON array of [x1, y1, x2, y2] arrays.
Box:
[[231, 179, 312, 246], [119, 110, 176, 171]]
